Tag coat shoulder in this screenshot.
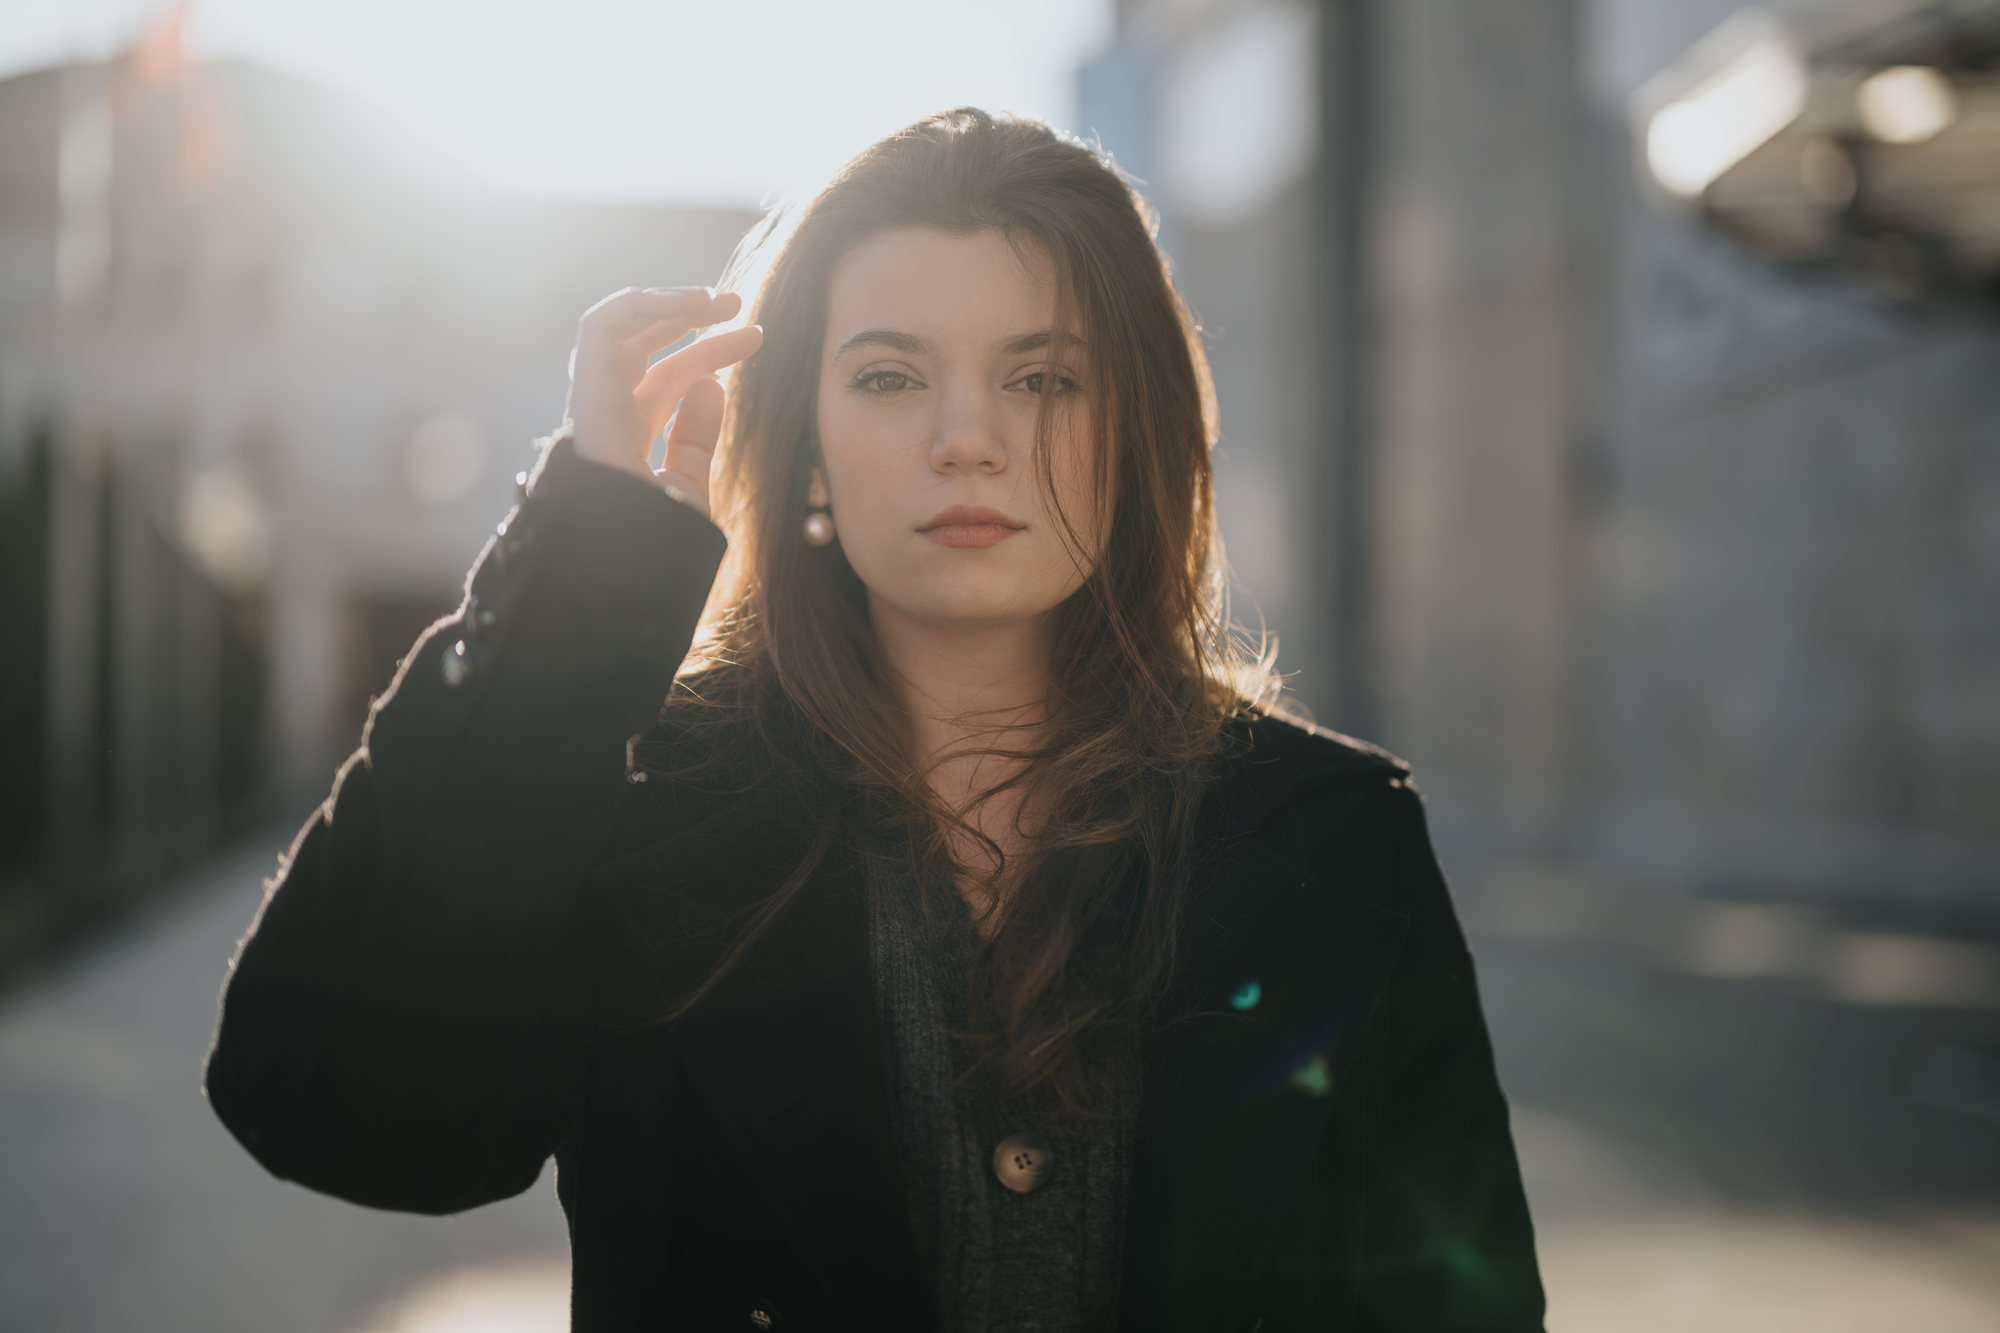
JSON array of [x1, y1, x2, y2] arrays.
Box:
[[1210, 710, 1447, 953], [1218, 708, 1411, 815]]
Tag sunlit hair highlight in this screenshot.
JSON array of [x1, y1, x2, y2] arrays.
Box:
[[644, 107, 1276, 1119]]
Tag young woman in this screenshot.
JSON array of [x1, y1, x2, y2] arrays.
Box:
[[206, 109, 1542, 1332]]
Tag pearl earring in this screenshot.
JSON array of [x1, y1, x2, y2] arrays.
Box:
[[803, 509, 836, 546]]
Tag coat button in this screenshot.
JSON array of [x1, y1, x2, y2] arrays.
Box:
[[440, 640, 472, 687], [748, 1296, 785, 1329], [992, 1132, 1055, 1194]]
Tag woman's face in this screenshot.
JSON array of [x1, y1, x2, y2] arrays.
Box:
[[814, 227, 1101, 639]]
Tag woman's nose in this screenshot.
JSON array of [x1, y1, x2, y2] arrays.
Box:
[[928, 382, 1007, 475]]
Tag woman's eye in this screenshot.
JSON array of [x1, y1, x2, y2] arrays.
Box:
[[1016, 370, 1081, 397], [854, 369, 913, 393]]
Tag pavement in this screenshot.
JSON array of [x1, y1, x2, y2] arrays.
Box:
[[1465, 860, 2000, 1332], [1, 833, 1997, 1332], [0, 832, 570, 1333]]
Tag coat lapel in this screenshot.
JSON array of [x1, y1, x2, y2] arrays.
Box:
[[1120, 831, 1410, 1332], [589, 785, 932, 1331]]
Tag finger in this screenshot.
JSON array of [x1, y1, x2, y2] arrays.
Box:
[[587, 287, 740, 344], [661, 374, 725, 483], [704, 290, 743, 323], [582, 285, 718, 333], [620, 290, 744, 354], [617, 316, 701, 367], [633, 325, 764, 427], [653, 467, 710, 518], [577, 287, 724, 363]]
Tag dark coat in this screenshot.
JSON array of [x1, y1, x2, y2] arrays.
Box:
[[205, 441, 1544, 1333]]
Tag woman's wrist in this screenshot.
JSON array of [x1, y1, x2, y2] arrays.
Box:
[[550, 421, 705, 517], [564, 419, 652, 483]]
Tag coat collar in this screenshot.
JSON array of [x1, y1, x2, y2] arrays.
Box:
[[592, 750, 1408, 1332]]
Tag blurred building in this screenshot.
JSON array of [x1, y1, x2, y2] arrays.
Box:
[[1083, 0, 2000, 924], [0, 30, 754, 962]]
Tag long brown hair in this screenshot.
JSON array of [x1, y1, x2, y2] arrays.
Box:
[[647, 108, 1273, 1117]]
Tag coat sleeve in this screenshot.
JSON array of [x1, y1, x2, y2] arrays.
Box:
[[1355, 783, 1545, 1332], [204, 438, 727, 1215]]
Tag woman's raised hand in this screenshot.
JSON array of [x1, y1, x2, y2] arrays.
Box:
[[565, 287, 763, 517]]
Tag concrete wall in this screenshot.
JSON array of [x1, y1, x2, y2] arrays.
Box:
[[1364, 0, 1590, 850], [1097, 0, 2000, 919]]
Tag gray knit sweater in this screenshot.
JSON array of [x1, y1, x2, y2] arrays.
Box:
[[866, 851, 1138, 1332]]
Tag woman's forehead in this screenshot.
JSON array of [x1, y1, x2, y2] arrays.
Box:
[[824, 227, 1059, 352]]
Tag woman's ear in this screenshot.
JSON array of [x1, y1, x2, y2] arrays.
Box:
[[807, 467, 830, 508]]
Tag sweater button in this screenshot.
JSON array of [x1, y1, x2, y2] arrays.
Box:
[[992, 1132, 1055, 1194]]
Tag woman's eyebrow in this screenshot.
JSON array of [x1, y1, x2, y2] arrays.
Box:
[[833, 328, 933, 360], [997, 330, 1086, 355]]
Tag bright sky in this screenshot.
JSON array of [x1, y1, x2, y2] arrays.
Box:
[[2, 0, 1115, 205]]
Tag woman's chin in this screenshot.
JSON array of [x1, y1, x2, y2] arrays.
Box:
[[868, 585, 1068, 639]]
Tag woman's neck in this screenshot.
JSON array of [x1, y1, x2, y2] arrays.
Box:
[[869, 595, 1051, 904], [871, 596, 1052, 768]]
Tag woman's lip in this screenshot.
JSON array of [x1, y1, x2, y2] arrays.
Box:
[[919, 504, 1024, 530], [918, 504, 1025, 549], [922, 523, 1022, 549]]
